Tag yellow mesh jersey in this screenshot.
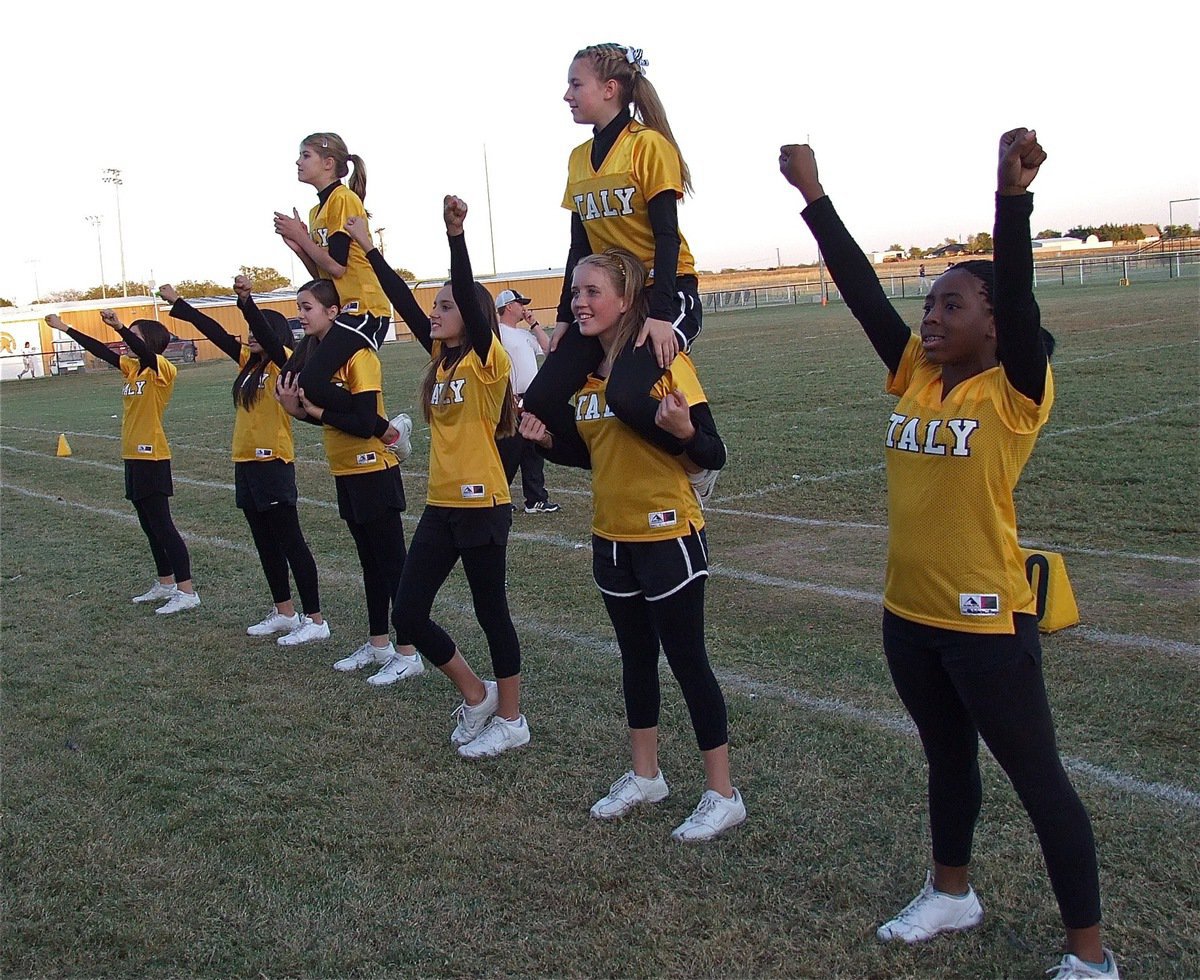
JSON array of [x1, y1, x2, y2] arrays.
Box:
[[321, 349, 395, 477], [574, 353, 706, 542], [308, 184, 390, 317], [562, 122, 695, 278], [883, 334, 1054, 634], [231, 347, 294, 464], [425, 340, 512, 508], [120, 355, 176, 460]]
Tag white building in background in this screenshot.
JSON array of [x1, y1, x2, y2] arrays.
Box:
[[1031, 235, 1113, 253]]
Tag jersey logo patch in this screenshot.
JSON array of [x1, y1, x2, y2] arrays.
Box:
[[255, 448, 274, 458], [648, 509, 678, 529], [461, 484, 485, 499], [137, 444, 154, 454], [356, 452, 377, 465], [960, 594, 1000, 616]]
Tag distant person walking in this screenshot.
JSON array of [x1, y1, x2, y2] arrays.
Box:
[[17, 342, 36, 379]]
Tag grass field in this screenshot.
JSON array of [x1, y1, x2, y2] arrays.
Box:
[[2, 280, 1198, 978]]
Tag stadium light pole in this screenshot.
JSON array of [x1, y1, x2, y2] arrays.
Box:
[[1168, 197, 1199, 239], [102, 168, 128, 297], [85, 215, 108, 299], [27, 259, 40, 305]]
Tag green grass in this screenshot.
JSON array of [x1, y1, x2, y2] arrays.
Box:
[[2, 280, 1198, 978]]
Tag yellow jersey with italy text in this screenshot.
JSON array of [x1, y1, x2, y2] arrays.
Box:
[[883, 334, 1054, 634], [308, 184, 390, 317], [120, 354, 176, 461], [321, 349, 395, 477], [562, 121, 695, 279], [232, 347, 294, 464], [574, 353, 706, 542], [425, 339, 512, 508]]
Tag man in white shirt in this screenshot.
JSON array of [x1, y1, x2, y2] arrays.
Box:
[[496, 289, 559, 514]]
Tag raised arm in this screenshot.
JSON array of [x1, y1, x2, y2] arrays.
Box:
[[232, 276, 288, 368], [443, 196, 492, 361], [994, 128, 1049, 403], [161, 283, 242, 362], [345, 215, 433, 353], [46, 314, 121, 367], [100, 309, 157, 373], [780, 144, 911, 374]]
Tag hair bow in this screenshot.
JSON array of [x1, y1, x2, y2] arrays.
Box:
[[622, 46, 649, 72]]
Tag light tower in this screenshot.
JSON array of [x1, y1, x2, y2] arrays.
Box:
[[85, 215, 108, 299], [102, 168, 127, 297]]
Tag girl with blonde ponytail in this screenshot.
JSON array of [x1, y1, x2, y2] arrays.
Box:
[[273, 133, 408, 454], [518, 247, 742, 842], [523, 43, 719, 506]]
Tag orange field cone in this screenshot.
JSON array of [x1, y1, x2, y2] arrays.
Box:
[[56, 434, 72, 457]]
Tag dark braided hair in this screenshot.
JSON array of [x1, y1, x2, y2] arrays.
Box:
[[953, 259, 1056, 358]]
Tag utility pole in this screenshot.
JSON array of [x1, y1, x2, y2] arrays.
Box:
[[86, 215, 108, 298], [483, 144, 497, 275], [102, 168, 127, 297]]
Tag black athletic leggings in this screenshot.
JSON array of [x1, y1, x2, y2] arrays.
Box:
[[132, 494, 191, 582], [345, 509, 407, 637], [392, 508, 520, 679], [883, 610, 1101, 929], [601, 578, 728, 751], [242, 504, 320, 613]]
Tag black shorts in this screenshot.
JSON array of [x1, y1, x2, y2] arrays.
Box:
[[592, 527, 708, 601], [235, 459, 299, 512], [124, 458, 173, 501], [882, 609, 1044, 669], [665, 274, 702, 351], [334, 312, 391, 351], [335, 466, 406, 525], [412, 503, 512, 551]]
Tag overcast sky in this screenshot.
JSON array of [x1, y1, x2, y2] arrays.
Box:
[[6, 0, 1197, 304]]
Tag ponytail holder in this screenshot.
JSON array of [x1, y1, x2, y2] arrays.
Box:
[[622, 46, 649, 73]]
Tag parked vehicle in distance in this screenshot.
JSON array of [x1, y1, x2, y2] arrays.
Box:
[[106, 334, 198, 364]]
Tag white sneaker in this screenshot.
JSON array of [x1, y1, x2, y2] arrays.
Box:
[[876, 872, 984, 943], [457, 714, 530, 758], [590, 770, 670, 820], [366, 650, 424, 686], [277, 616, 330, 646], [1049, 949, 1120, 979], [688, 466, 721, 509], [155, 590, 201, 615], [246, 609, 301, 636], [333, 642, 388, 672], [132, 581, 178, 604], [671, 787, 746, 841], [450, 680, 499, 746], [386, 412, 413, 462]]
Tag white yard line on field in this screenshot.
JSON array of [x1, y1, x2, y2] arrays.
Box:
[[4, 478, 1198, 813]]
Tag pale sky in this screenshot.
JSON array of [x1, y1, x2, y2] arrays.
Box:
[[6, 0, 1197, 304]]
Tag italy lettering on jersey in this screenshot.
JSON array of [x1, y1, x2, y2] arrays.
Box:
[[308, 184, 390, 317], [231, 347, 295, 464], [119, 355, 176, 461], [574, 353, 706, 542], [882, 334, 1054, 634], [562, 121, 696, 278], [425, 339, 512, 508], [320, 349, 395, 477]]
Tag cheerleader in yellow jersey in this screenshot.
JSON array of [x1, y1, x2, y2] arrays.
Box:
[[273, 133, 407, 446], [275, 280, 422, 685], [344, 197, 526, 759], [158, 279, 327, 646], [780, 134, 1118, 979], [523, 43, 719, 503], [45, 311, 199, 615], [520, 249, 744, 841]]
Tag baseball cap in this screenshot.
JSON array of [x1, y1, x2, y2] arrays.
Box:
[[495, 288, 531, 309]]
